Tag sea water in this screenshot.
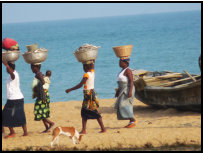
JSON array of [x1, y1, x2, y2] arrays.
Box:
[[2, 11, 201, 105]]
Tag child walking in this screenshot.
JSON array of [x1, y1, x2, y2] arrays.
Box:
[[65, 60, 106, 134]]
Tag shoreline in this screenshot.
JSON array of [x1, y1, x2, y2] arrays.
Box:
[[2, 98, 201, 151]]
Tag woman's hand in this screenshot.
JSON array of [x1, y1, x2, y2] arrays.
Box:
[[128, 92, 132, 98], [125, 68, 133, 98], [2, 59, 8, 66], [65, 77, 87, 94], [36, 72, 45, 85], [115, 89, 120, 98], [65, 89, 72, 93]]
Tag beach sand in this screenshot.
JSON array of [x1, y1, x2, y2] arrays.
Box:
[[2, 98, 201, 150]]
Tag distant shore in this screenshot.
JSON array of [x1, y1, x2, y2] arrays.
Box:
[[2, 98, 201, 151]]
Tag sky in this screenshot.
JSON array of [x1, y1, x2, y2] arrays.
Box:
[[2, 3, 201, 24]]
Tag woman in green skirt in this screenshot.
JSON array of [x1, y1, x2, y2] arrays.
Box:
[[31, 64, 54, 133]]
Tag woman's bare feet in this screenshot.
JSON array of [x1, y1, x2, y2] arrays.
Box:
[[22, 133, 29, 136], [79, 130, 87, 134], [2, 132, 6, 137], [46, 123, 54, 132], [99, 129, 107, 133]]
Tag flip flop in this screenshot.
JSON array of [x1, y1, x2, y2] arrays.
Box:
[[125, 121, 137, 128], [125, 123, 135, 128], [4, 133, 16, 139]]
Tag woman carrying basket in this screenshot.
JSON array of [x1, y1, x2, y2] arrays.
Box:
[[66, 60, 106, 134], [113, 45, 136, 128], [2, 61, 28, 138], [31, 63, 55, 133], [2, 38, 28, 138], [115, 58, 136, 128]]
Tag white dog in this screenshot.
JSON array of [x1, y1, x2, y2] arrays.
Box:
[[50, 126, 83, 147]]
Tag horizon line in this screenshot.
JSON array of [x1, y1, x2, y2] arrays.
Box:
[[2, 9, 200, 25]]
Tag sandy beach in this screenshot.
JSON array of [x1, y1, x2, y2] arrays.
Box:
[[2, 98, 201, 150]]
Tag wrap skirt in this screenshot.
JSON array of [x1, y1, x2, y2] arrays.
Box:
[[2, 99, 26, 127], [81, 89, 101, 120]]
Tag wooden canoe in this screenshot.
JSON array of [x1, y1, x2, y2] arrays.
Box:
[[133, 70, 201, 111]]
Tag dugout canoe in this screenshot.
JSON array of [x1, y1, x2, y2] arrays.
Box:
[[133, 70, 201, 111]]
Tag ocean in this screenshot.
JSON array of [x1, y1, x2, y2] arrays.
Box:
[[2, 11, 201, 105]]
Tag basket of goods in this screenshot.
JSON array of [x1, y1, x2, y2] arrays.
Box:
[[2, 38, 21, 62], [22, 44, 48, 64], [113, 44, 133, 58], [73, 44, 100, 63], [2, 50, 21, 62]]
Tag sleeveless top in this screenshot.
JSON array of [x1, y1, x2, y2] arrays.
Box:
[[6, 70, 24, 100], [117, 67, 129, 82], [83, 69, 95, 90]]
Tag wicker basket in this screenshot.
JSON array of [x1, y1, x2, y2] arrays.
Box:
[[113, 45, 133, 58], [73, 49, 98, 63]]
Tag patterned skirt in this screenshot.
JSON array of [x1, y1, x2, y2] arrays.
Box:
[[81, 89, 101, 120], [34, 90, 50, 121], [2, 99, 26, 127]]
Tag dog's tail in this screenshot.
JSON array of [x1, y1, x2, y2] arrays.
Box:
[[79, 134, 83, 142]]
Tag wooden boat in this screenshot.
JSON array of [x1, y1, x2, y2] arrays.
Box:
[[133, 70, 201, 111]]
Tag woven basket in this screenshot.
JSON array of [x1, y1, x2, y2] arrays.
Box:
[[113, 45, 133, 58], [73, 48, 98, 63]]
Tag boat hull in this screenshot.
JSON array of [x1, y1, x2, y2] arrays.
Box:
[[135, 79, 201, 111]]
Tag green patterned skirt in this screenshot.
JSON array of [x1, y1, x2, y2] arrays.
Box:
[[34, 90, 50, 121]]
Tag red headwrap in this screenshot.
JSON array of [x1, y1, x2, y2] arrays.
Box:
[[2, 38, 18, 50]]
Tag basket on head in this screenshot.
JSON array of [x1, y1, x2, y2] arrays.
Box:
[[73, 44, 100, 63], [2, 51, 20, 62], [113, 45, 133, 58], [22, 49, 48, 64], [22, 44, 48, 64]]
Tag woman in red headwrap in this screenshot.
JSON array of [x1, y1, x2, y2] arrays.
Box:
[[2, 61, 28, 138], [2, 38, 28, 138], [2, 38, 19, 51]]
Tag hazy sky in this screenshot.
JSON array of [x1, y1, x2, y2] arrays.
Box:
[[2, 3, 201, 24]]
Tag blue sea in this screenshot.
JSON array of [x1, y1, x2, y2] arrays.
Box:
[[2, 11, 201, 105]]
